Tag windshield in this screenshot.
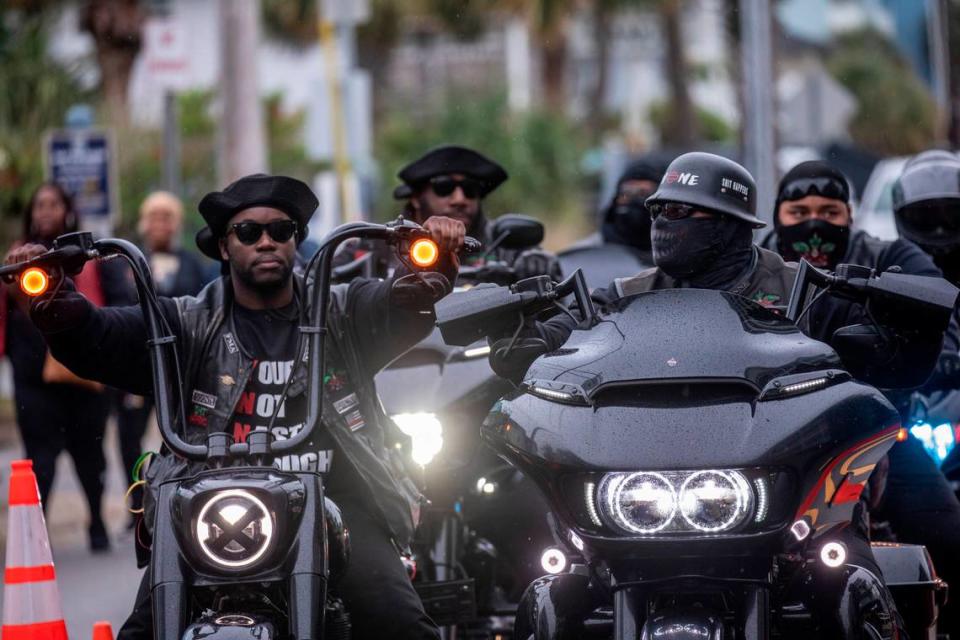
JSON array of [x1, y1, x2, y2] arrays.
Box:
[[525, 289, 841, 394]]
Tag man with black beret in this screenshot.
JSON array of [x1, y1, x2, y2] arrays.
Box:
[[393, 144, 508, 241], [338, 144, 560, 281], [6, 173, 465, 639]]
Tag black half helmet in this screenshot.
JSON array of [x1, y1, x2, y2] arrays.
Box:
[[645, 152, 765, 228], [893, 150, 960, 251]]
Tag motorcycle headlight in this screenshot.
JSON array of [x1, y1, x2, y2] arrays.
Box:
[[599, 472, 677, 534], [679, 470, 752, 533], [597, 470, 755, 536], [391, 412, 444, 466], [195, 489, 275, 569]]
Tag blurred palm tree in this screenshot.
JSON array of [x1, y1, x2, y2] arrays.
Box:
[[0, 6, 89, 234], [79, 0, 145, 123]]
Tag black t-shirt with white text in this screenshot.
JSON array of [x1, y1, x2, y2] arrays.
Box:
[[231, 302, 362, 497]]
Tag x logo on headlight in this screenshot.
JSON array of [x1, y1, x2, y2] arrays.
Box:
[[206, 506, 265, 553]]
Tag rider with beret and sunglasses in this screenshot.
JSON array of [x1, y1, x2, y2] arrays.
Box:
[[337, 145, 561, 279], [6, 173, 466, 639]]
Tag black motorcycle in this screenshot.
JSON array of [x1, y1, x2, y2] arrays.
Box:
[[433, 262, 957, 640], [375, 214, 556, 634], [1, 220, 474, 638]]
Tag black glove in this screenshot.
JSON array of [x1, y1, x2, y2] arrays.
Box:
[[489, 335, 549, 382], [29, 289, 93, 334], [513, 249, 563, 281], [389, 271, 453, 311]]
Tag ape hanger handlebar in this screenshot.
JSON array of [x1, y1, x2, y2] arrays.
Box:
[[1, 219, 478, 464]]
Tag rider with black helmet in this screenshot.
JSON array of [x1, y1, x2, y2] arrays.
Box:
[[893, 150, 960, 284]]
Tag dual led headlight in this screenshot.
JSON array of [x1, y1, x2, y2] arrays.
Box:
[[594, 469, 766, 536]]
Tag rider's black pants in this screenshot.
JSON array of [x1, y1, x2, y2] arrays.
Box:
[[117, 497, 440, 640]]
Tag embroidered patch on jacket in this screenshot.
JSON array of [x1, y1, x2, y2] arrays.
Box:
[[751, 291, 781, 308], [333, 393, 359, 415], [191, 390, 217, 410], [223, 332, 239, 355], [345, 409, 366, 432]]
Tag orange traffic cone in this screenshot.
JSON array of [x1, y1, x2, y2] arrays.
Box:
[[2, 460, 67, 640], [92, 621, 113, 640]]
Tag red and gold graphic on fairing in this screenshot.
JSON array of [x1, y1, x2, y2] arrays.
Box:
[[794, 424, 900, 535]]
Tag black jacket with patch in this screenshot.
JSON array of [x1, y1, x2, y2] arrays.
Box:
[[39, 273, 436, 547]]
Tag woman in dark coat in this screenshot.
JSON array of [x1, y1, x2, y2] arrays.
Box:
[[0, 182, 112, 551]]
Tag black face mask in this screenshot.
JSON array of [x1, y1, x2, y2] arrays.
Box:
[[652, 215, 755, 288], [652, 215, 726, 279], [610, 199, 652, 250], [776, 219, 850, 270]]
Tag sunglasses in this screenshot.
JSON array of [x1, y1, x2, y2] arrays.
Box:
[[429, 176, 483, 199], [228, 220, 298, 245], [779, 176, 849, 203], [647, 202, 702, 221]]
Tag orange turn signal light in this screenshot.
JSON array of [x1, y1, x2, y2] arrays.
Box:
[[410, 238, 440, 268], [897, 427, 909, 443], [20, 267, 50, 297]]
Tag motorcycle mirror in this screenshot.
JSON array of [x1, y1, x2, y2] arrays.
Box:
[[410, 238, 440, 268], [20, 267, 50, 297], [490, 214, 545, 251]]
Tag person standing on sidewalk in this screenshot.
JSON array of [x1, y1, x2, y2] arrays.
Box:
[[0, 182, 112, 551]]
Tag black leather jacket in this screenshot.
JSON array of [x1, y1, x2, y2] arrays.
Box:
[[37, 273, 437, 547]]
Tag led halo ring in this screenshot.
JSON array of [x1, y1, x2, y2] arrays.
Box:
[[195, 489, 275, 569], [678, 470, 751, 533], [603, 471, 678, 535]]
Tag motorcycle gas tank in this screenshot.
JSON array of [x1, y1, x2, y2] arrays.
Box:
[[525, 289, 840, 394]]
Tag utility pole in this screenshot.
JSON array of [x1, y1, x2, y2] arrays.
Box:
[[928, 0, 952, 144], [218, 0, 267, 184], [162, 90, 181, 194], [739, 0, 776, 227]]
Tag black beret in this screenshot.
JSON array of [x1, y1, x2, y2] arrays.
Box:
[[195, 174, 318, 260], [394, 145, 508, 200]]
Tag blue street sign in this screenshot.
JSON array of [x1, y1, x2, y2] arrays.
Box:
[[45, 129, 117, 220]]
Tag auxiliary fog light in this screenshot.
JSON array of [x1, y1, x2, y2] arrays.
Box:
[[820, 541, 847, 569], [391, 412, 444, 466], [541, 547, 568, 575], [790, 519, 812, 542]]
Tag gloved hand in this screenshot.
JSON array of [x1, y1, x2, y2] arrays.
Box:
[[489, 335, 549, 382], [513, 249, 563, 281], [29, 289, 92, 334], [390, 271, 453, 311]]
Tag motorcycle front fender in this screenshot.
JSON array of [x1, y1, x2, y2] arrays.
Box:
[[513, 573, 596, 640], [798, 563, 903, 640]]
